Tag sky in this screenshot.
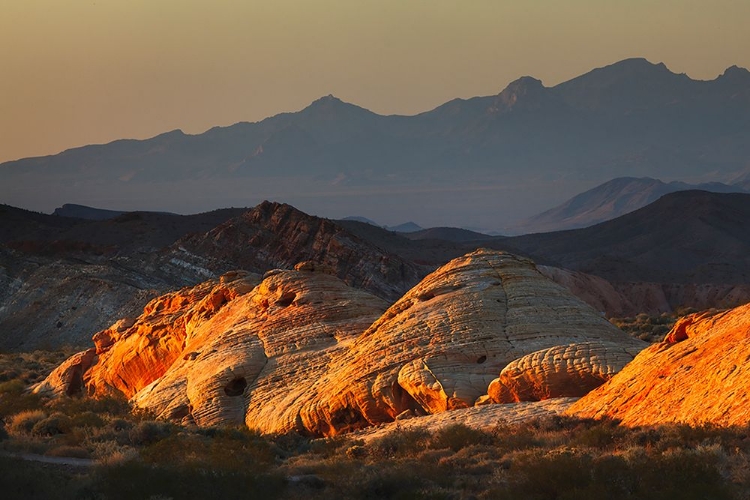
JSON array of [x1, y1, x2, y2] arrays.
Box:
[[1, 0, 749, 164]]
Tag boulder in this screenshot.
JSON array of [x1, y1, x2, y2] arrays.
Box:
[[487, 341, 643, 403]]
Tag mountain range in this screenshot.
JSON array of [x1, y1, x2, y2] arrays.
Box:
[[2, 58, 749, 231]]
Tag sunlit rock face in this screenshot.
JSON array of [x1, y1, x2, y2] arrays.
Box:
[[487, 341, 643, 403], [37, 266, 389, 433], [38, 250, 644, 437], [298, 249, 645, 436], [568, 304, 750, 427], [34, 270, 262, 400], [132, 265, 388, 431]]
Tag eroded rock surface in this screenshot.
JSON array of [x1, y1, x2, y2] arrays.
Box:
[[133, 267, 388, 431], [35, 271, 262, 399], [39, 250, 643, 437], [298, 249, 644, 436], [487, 341, 643, 403], [568, 304, 750, 426]]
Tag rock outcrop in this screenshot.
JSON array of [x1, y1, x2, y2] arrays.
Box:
[[38, 250, 644, 437], [298, 250, 644, 436], [487, 341, 643, 403], [568, 304, 750, 426], [132, 267, 388, 430], [34, 271, 262, 398]]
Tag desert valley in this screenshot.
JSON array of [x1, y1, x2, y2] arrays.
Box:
[[2, 3, 750, 496]]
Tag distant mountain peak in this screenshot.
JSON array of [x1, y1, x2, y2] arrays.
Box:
[[491, 76, 547, 112], [301, 93, 374, 119], [719, 65, 750, 83]]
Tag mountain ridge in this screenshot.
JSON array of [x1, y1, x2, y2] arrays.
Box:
[[3, 58, 749, 230]]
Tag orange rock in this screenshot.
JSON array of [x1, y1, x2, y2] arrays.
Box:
[[298, 249, 644, 436], [487, 341, 642, 403], [41, 271, 261, 399], [568, 304, 750, 426]]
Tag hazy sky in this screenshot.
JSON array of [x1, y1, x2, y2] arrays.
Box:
[[1, 0, 749, 164]]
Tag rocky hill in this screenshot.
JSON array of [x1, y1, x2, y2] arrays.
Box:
[[510, 177, 747, 234], [568, 302, 750, 426], [37, 250, 645, 436], [171, 201, 426, 302], [0, 202, 426, 350], [506, 190, 750, 284]]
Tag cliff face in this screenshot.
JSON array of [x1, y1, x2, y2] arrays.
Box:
[[568, 303, 750, 426], [37, 250, 644, 437]]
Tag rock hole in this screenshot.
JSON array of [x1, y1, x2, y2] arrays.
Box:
[[224, 377, 247, 397], [276, 291, 296, 307], [56, 321, 63, 329], [416, 291, 435, 302], [65, 365, 84, 397], [476, 355, 487, 364]]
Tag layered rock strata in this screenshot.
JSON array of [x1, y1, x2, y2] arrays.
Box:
[[568, 304, 750, 426], [298, 249, 645, 435], [38, 250, 645, 436]]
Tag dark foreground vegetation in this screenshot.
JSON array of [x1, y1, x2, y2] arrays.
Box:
[[1, 351, 749, 499]]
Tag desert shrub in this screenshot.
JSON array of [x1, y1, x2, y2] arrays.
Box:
[[369, 427, 430, 458], [306, 434, 353, 457], [92, 460, 285, 500], [128, 420, 175, 446], [108, 417, 133, 432], [327, 463, 430, 500], [491, 422, 542, 451], [142, 427, 276, 473], [0, 381, 43, 418], [0, 422, 8, 441], [69, 410, 105, 429], [31, 412, 72, 436], [0, 379, 26, 394], [46, 444, 90, 458], [7, 409, 47, 435], [271, 430, 314, 456], [571, 419, 627, 449], [610, 312, 676, 342], [48, 393, 130, 417], [429, 424, 492, 452]]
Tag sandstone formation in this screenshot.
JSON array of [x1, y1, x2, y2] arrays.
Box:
[[487, 341, 643, 403], [0, 201, 424, 351], [34, 271, 262, 399], [354, 398, 579, 443], [38, 250, 644, 437], [568, 303, 750, 426], [132, 267, 388, 430], [297, 249, 645, 436]]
